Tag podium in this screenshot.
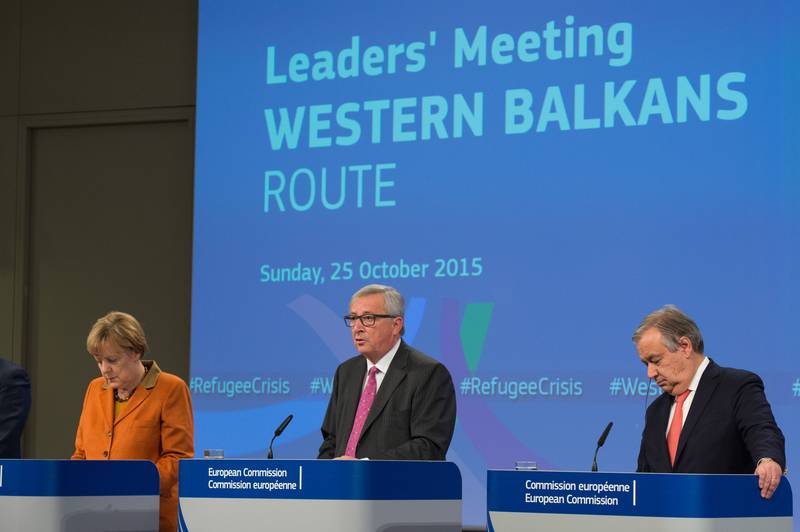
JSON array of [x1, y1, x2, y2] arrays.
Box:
[[487, 470, 793, 531], [0, 459, 160, 532], [178, 459, 462, 531]]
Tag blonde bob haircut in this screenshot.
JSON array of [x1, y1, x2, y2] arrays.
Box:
[[86, 311, 148, 356]]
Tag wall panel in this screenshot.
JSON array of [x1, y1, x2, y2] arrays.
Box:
[[0, 117, 19, 360], [23, 115, 193, 458], [0, 0, 20, 116], [20, 0, 196, 114]]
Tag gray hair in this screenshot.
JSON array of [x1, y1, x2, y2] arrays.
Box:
[[351, 284, 405, 316], [632, 305, 704, 353]]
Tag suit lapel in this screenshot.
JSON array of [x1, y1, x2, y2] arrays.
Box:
[[652, 394, 673, 471], [361, 343, 408, 438], [674, 360, 720, 468], [101, 386, 114, 429], [113, 386, 154, 426]]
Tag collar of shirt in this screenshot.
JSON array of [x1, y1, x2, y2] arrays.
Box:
[[688, 356, 710, 393], [362, 338, 401, 391], [666, 356, 710, 434]]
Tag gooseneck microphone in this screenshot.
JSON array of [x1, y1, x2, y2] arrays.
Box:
[[591, 421, 614, 472], [267, 414, 294, 459]]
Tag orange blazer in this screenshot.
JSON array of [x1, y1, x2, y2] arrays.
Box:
[[72, 361, 194, 532]]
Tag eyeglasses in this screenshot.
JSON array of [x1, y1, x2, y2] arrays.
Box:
[[343, 314, 398, 328]]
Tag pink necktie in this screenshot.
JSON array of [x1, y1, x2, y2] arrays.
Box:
[[345, 366, 379, 457], [667, 390, 690, 466]]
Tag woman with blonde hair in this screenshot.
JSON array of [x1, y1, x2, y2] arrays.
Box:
[[72, 311, 194, 531]]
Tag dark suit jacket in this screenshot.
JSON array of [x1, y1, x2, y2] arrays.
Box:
[[318, 341, 456, 460], [637, 359, 785, 473], [0, 358, 32, 458]]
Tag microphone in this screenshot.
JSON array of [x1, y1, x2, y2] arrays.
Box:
[[267, 414, 293, 459], [591, 421, 614, 472]]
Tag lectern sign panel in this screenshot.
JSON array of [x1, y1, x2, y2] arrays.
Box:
[[487, 471, 793, 532], [0, 460, 159, 532], [179, 459, 462, 532], [180, 458, 461, 500]]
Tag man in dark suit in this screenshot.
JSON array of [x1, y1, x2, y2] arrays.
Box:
[[0, 357, 32, 458], [318, 284, 456, 460], [634, 305, 785, 499]]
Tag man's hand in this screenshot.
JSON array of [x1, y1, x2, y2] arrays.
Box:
[[333, 455, 357, 460], [755, 458, 783, 499]]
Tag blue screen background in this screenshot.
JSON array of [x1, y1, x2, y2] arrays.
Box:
[[192, 1, 799, 526]]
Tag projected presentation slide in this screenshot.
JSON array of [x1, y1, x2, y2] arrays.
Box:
[[191, 1, 799, 526]]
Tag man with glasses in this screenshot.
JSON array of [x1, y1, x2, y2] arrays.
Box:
[[318, 284, 456, 460]]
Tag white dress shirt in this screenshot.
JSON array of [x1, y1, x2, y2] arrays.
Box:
[[360, 338, 401, 392], [666, 356, 710, 435]]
